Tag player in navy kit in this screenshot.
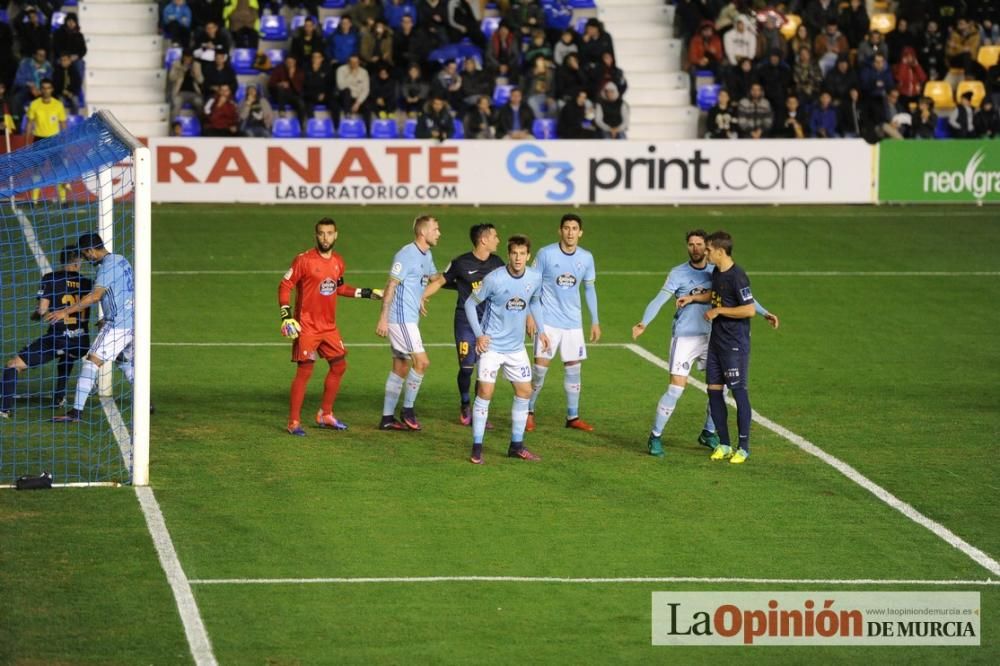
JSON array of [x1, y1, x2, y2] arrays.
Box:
[[421, 223, 505, 425], [1, 245, 92, 418], [677, 231, 757, 464]]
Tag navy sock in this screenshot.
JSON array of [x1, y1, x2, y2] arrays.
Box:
[[707, 389, 730, 446], [1, 367, 16, 411], [457, 366, 474, 405], [732, 386, 751, 452]]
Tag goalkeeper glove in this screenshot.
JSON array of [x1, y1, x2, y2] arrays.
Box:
[[355, 288, 384, 300], [279, 305, 301, 339]]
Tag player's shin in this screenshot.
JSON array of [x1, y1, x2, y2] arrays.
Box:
[[731, 386, 751, 453], [652, 384, 684, 437], [73, 359, 100, 411], [528, 364, 548, 411], [457, 366, 474, 404], [402, 369, 424, 408], [511, 396, 530, 443], [564, 364, 582, 418], [383, 372, 404, 416], [321, 358, 346, 414], [472, 396, 490, 443], [1, 367, 17, 411], [290, 362, 314, 423], [707, 388, 730, 447]]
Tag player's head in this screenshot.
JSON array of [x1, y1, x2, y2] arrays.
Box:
[[314, 217, 338, 253], [507, 234, 531, 273], [60, 245, 83, 270], [558, 213, 583, 249], [685, 229, 708, 263], [413, 215, 441, 247], [469, 223, 499, 252], [77, 232, 107, 262], [705, 231, 734, 262]]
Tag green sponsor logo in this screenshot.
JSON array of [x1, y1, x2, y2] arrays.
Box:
[[880, 141, 1000, 202], [921, 149, 1000, 200]]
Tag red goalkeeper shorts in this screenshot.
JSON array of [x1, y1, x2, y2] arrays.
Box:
[[292, 330, 347, 362]]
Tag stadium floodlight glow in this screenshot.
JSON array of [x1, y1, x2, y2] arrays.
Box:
[[0, 111, 151, 487]]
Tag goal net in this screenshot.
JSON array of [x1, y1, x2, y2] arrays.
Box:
[[0, 111, 150, 487]]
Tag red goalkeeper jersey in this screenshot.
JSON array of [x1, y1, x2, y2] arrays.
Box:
[[278, 249, 357, 334]]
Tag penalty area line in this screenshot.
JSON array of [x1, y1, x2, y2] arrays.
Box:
[[624, 343, 1000, 578], [187, 576, 1000, 587]]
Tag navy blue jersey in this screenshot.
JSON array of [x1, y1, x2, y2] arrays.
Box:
[[709, 263, 754, 350], [38, 270, 92, 335], [442, 252, 506, 317]]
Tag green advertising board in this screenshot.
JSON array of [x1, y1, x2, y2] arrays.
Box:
[[879, 140, 1000, 203]]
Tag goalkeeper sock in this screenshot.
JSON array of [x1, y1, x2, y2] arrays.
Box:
[[321, 357, 347, 414], [1, 366, 16, 411], [528, 363, 548, 411], [402, 369, 423, 409], [707, 388, 730, 447], [702, 385, 728, 433], [289, 362, 314, 423], [652, 384, 685, 437], [73, 360, 99, 411], [564, 363, 582, 419], [511, 395, 530, 444], [457, 365, 474, 405], [382, 371, 404, 416], [472, 396, 490, 444]]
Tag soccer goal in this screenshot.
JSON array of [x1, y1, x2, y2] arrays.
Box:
[[0, 111, 151, 487]]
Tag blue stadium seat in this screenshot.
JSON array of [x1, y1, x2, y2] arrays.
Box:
[[164, 46, 183, 69], [481, 17, 500, 40], [266, 48, 287, 65], [306, 117, 335, 138], [569, 0, 596, 7], [402, 118, 418, 139], [50, 11, 66, 31], [260, 14, 288, 40], [455, 41, 483, 67], [273, 116, 303, 138], [338, 117, 367, 138], [0, 9, 7, 23], [696, 83, 720, 111], [532, 118, 557, 139], [322, 0, 347, 7], [322, 16, 341, 37], [451, 118, 464, 139], [370, 118, 398, 138], [234, 83, 249, 103], [934, 116, 952, 139], [63, 0, 78, 5], [65, 114, 84, 130], [174, 115, 201, 136], [575, 17, 588, 34], [544, 4, 573, 31], [429, 44, 459, 64], [492, 84, 513, 107], [231, 48, 256, 74]]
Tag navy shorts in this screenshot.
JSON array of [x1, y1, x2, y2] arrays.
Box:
[[454, 314, 479, 368], [705, 342, 750, 389], [19, 332, 89, 368]]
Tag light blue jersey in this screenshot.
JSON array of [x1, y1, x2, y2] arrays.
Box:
[[388, 242, 437, 324], [94, 253, 134, 329], [532, 243, 598, 330], [465, 266, 544, 354]]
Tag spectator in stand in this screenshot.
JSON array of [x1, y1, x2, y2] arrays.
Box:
[[860, 53, 894, 108], [856, 30, 889, 66], [911, 96, 937, 139], [203, 49, 238, 97], [303, 50, 333, 117], [52, 13, 87, 73], [238, 84, 273, 136], [687, 20, 723, 96], [713, 0, 742, 35], [511, 0, 545, 43], [51, 53, 82, 114], [553, 29, 578, 67], [737, 82, 773, 139], [946, 17, 982, 81], [523, 55, 555, 119], [595, 81, 628, 139], [168, 48, 203, 116], [988, 62, 1000, 109], [0, 19, 15, 91], [486, 20, 520, 80], [523, 29, 553, 66], [823, 55, 857, 106], [459, 57, 492, 109], [393, 15, 431, 77], [329, 15, 360, 68], [893, 46, 927, 110], [675, 0, 709, 43], [418, 0, 450, 49], [349, 0, 383, 29], [837, 0, 869, 48], [804, 0, 839, 38], [948, 90, 976, 137], [192, 0, 226, 29], [291, 17, 326, 67], [432, 59, 463, 108], [809, 90, 838, 137], [756, 49, 791, 111], [336, 54, 371, 122], [556, 52, 588, 105], [464, 94, 496, 138], [773, 93, 806, 138], [878, 87, 908, 139], [193, 21, 232, 64], [579, 19, 615, 74], [557, 88, 598, 139], [202, 83, 239, 136], [384, 0, 417, 31], [224, 0, 260, 49], [13, 47, 52, 124], [977, 7, 1000, 45], [18, 6, 50, 57], [929, 1, 962, 32], [974, 98, 1000, 137], [839, 86, 868, 138], [360, 18, 394, 70], [415, 95, 454, 139], [706, 88, 737, 138], [723, 16, 755, 67], [496, 87, 534, 139], [789, 24, 812, 65], [814, 17, 848, 75], [725, 56, 754, 103], [269, 54, 306, 124], [163, 0, 194, 48], [400, 63, 429, 116], [369, 64, 398, 119], [886, 17, 917, 64], [447, 0, 486, 48], [591, 51, 627, 100], [793, 46, 823, 104], [919, 19, 947, 81], [756, 14, 786, 60]]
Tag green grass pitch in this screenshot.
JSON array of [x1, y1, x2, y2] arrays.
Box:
[[1, 204, 999, 664]]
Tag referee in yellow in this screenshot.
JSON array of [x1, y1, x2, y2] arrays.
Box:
[[26, 78, 68, 205]]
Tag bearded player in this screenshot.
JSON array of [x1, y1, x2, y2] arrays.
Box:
[[278, 218, 383, 436]]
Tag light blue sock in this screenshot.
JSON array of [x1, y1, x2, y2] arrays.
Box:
[[652, 384, 685, 437], [73, 360, 99, 411], [119, 359, 134, 384], [703, 385, 728, 433], [528, 363, 548, 411], [564, 364, 582, 419], [511, 395, 530, 443], [402, 369, 423, 408], [472, 396, 490, 444], [382, 372, 404, 416]]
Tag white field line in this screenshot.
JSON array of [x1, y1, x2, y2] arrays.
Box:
[[624, 343, 1000, 578], [136, 487, 218, 666], [100, 396, 133, 469], [152, 269, 1000, 277], [14, 206, 53, 275], [188, 575, 999, 587]]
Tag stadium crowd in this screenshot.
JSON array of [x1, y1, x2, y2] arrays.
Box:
[[679, 0, 1000, 140]]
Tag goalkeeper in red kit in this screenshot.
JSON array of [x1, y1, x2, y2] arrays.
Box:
[[278, 218, 383, 435]]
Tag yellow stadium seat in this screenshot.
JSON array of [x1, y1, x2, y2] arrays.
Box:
[[923, 80, 954, 110], [956, 80, 986, 108], [870, 13, 896, 34], [977, 45, 1000, 70], [780, 14, 801, 41]]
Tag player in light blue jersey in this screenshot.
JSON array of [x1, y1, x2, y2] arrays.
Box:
[[525, 214, 600, 433], [464, 234, 551, 464], [632, 230, 778, 457], [49, 232, 137, 422], [375, 215, 441, 431]]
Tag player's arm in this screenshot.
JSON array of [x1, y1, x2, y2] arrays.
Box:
[[31, 297, 51, 320], [420, 274, 448, 315], [584, 280, 600, 342], [44, 286, 105, 322], [754, 300, 779, 329], [464, 282, 490, 352], [375, 277, 400, 337], [632, 292, 673, 340], [336, 281, 383, 300], [528, 290, 550, 353], [706, 303, 756, 321], [278, 260, 302, 338], [676, 291, 712, 308]]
